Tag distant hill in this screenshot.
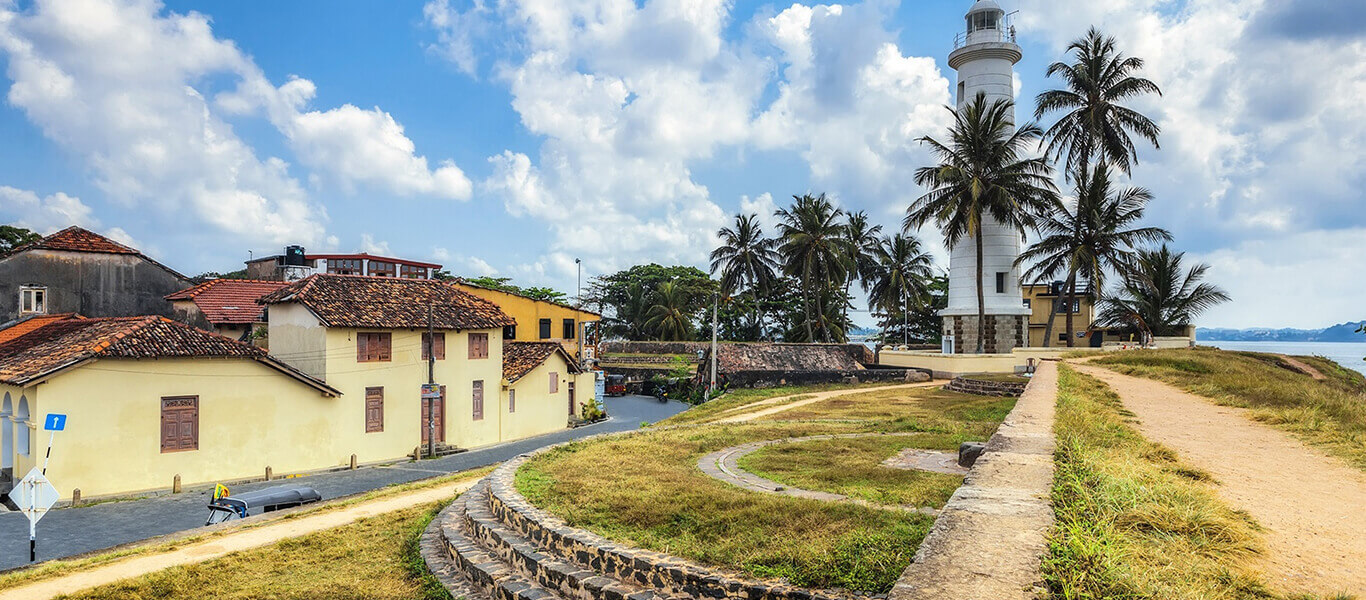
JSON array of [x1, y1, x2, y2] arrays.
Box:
[[1198, 321, 1366, 342]]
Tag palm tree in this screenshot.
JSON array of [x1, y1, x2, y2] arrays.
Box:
[[906, 92, 1060, 353], [1096, 244, 1229, 340], [645, 281, 694, 341], [867, 233, 936, 343], [775, 194, 850, 343], [710, 213, 781, 339], [1035, 27, 1162, 177], [840, 211, 884, 326], [1018, 162, 1171, 346]]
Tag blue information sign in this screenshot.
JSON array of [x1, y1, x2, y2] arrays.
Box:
[[43, 414, 66, 432]]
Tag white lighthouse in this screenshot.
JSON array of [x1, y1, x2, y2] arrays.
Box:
[[940, 0, 1031, 354]]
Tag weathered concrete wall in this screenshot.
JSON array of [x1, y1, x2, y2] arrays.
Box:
[[0, 249, 189, 321], [715, 368, 929, 389], [603, 341, 874, 365]]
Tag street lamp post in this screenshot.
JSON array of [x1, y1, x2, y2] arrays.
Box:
[[575, 258, 582, 308]]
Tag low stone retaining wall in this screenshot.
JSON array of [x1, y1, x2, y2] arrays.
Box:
[[719, 368, 928, 389], [944, 376, 1028, 397], [889, 361, 1058, 600]]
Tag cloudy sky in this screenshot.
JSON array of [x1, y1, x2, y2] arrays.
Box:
[[1, 0, 1362, 329]]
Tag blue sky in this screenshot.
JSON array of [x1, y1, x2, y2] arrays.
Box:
[[1, 0, 1364, 329]]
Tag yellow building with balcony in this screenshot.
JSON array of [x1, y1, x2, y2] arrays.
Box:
[[450, 280, 601, 361]]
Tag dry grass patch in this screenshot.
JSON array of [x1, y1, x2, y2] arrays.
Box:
[[760, 386, 1013, 434], [0, 466, 493, 593], [516, 421, 933, 594], [1092, 349, 1366, 471], [1044, 364, 1276, 599], [58, 502, 451, 600], [654, 381, 895, 427], [738, 434, 964, 507]]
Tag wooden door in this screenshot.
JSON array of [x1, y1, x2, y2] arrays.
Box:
[[421, 386, 446, 444]]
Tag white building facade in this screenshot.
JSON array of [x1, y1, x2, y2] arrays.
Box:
[[940, 0, 1031, 354]]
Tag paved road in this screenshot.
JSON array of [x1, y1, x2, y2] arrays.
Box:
[[0, 395, 687, 569]]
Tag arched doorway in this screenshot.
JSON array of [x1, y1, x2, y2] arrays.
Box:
[[1, 393, 11, 476], [15, 396, 29, 460]]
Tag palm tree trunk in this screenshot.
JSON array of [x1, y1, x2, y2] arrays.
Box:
[[1065, 274, 1078, 347], [1040, 297, 1060, 347], [975, 222, 986, 354], [801, 276, 814, 343]]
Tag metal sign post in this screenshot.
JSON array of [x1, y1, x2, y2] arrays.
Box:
[[18, 413, 67, 561]]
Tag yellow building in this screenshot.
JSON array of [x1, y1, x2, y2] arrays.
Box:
[[0, 316, 339, 500], [1021, 281, 1102, 347], [261, 274, 597, 461], [0, 275, 599, 501], [450, 280, 601, 360]]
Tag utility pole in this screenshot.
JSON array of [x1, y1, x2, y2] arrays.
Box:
[[426, 302, 436, 459], [575, 258, 582, 308], [709, 292, 718, 396], [903, 289, 909, 347]]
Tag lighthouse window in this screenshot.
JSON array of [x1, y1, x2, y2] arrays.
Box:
[[995, 272, 1006, 294]]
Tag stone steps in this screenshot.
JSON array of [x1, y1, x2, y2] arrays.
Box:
[[424, 448, 861, 600]]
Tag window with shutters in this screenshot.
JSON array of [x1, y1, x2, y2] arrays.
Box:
[[472, 381, 485, 421], [509, 389, 516, 413], [422, 332, 446, 360], [562, 319, 575, 339], [539, 319, 552, 339], [160, 396, 199, 453], [365, 387, 384, 432], [468, 332, 489, 359], [549, 372, 559, 393], [356, 332, 392, 362]]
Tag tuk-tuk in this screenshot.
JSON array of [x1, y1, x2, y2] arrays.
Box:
[[205, 484, 322, 525], [605, 374, 627, 397]]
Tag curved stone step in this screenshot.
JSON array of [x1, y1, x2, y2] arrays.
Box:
[[485, 457, 854, 600], [433, 485, 566, 600], [462, 480, 666, 600]]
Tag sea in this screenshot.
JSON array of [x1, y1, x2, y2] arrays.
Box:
[[1201, 340, 1366, 376]]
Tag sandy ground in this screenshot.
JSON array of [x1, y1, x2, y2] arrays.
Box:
[[1070, 363, 1366, 596], [714, 380, 944, 423], [0, 477, 480, 600]]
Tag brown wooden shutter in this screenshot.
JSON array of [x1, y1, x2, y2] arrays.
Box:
[[161, 396, 198, 452], [509, 389, 516, 413], [378, 333, 392, 361], [469, 333, 489, 359], [357, 333, 369, 362], [472, 381, 484, 421], [365, 387, 384, 432], [549, 372, 558, 394], [436, 333, 446, 360]]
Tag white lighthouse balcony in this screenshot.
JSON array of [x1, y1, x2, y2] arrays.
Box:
[[953, 26, 1016, 50]]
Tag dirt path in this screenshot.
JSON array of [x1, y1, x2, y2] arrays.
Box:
[[715, 380, 943, 424], [1277, 355, 1326, 380], [0, 477, 480, 600], [1070, 363, 1366, 595]]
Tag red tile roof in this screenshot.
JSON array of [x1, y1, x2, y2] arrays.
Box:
[[259, 274, 516, 331], [19, 226, 138, 255], [166, 279, 288, 325], [0, 316, 338, 394], [1, 226, 189, 280], [0, 313, 85, 345], [503, 341, 581, 382]]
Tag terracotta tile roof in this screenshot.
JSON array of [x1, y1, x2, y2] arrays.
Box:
[[0, 313, 85, 345], [0, 316, 338, 394], [259, 274, 516, 331], [503, 341, 581, 383], [19, 226, 138, 255], [1, 226, 189, 280], [166, 279, 288, 325], [708, 343, 865, 376]]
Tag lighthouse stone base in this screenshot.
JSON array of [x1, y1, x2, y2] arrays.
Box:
[[944, 314, 1026, 354]]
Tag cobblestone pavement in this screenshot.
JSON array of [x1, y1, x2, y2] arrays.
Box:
[[0, 395, 686, 570], [696, 432, 960, 514]]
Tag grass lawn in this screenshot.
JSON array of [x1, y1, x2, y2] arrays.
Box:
[[0, 466, 493, 593], [759, 386, 1014, 435], [738, 433, 964, 507], [517, 384, 1016, 593], [60, 502, 451, 600], [652, 381, 895, 427], [1091, 349, 1366, 471], [1044, 364, 1275, 600]]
